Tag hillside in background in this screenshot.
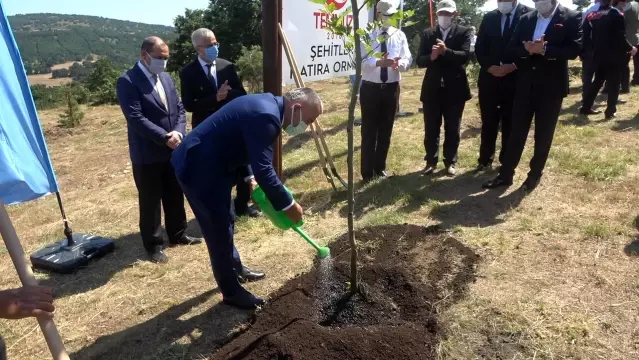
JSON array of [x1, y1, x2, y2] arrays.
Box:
[[8, 13, 176, 75]]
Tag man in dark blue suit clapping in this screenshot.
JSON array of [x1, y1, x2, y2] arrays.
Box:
[[117, 37, 202, 264]]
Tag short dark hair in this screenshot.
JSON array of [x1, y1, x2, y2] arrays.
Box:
[[141, 37, 163, 53]]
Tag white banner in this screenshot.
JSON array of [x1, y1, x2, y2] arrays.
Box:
[[281, 0, 371, 85]]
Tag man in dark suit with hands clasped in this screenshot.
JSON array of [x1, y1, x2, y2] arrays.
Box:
[[483, 0, 582, 193]]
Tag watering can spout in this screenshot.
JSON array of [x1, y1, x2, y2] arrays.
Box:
[[252, 186, 330, 258]]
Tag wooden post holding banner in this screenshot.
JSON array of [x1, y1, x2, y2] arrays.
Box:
[[262, 0, 283, 178], [278, 25, 347, 189], [0, 199, 70, 360]]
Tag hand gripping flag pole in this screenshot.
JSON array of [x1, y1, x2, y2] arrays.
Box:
[[1, 1, 114, 357]]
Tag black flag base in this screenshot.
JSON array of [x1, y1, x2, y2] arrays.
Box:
[[30, 233, 115, 273]]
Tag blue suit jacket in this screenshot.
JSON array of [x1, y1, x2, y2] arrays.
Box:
[[116, 64, 187, 164], [171, 93, 293, 211]]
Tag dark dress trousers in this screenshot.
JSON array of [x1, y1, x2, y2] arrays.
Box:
[[582, 6, 633, 117]]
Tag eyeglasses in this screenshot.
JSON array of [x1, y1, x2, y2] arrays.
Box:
[[199, 43, 220, 49]]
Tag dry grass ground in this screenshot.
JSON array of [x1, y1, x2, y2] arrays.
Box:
[[2, 67, 639, 359]]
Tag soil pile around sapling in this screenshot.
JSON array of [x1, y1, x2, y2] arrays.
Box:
[[214, 224, 479, 360]]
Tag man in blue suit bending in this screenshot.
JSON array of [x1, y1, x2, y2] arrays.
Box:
[[171, 87, 323, 309], [117, 37, 202, 264]]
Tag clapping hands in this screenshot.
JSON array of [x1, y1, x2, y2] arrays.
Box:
[[430, 39, 447, 61], [523, 35, 547, 55]]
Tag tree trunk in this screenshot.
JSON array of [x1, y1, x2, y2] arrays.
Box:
[[348, 0, 363, 294]]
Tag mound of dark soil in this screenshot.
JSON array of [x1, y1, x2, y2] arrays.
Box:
[[213, 224, 479, 360]]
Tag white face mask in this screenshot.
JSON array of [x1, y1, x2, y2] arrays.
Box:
[[145, 52, 167, 75], [285, 106, 308, 136], [438, 15, 452, 30], [498, 1, 514, 14], [381, 15, 392, 29], [534, 0, 554, 15]]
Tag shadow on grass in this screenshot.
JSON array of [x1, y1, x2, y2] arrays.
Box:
[[301, 170, 526, 229], [70, 288, 256, 360], [611, 113, 639, 132], [283, 146, 360, 180], [38, 222, 204, 299]]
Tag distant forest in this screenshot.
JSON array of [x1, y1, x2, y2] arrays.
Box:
[[8, 13, 176, 75]]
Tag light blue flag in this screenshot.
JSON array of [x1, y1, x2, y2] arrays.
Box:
[[0, 0, 59, 205]]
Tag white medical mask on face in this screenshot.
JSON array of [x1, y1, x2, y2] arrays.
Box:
[[498, 1, 514, 14], [438, 15, 452, 30], [534, 0, 554, 15], [285, 106, 308, 136], [145, 52, 167, 75]]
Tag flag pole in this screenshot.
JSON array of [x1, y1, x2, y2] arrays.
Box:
[[0, 199, 70, 360], [396, 0, 414, 118]]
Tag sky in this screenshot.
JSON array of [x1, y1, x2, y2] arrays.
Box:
[[2, 0, 211, 26], [2, 0, 591, 27]]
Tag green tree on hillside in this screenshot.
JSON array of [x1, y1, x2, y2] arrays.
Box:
[[573, 0, 591, 11], [85, 58, 121, 105], [168, 9, 208, 72], [59, 87, 84, 128], [235, 46, 263, 93]]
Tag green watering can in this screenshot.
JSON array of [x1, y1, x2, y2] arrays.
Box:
[[252, 186, 330, 259]]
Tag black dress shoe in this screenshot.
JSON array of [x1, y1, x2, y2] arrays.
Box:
[[376, 171, 392, 179], [169, 235, 203, 247], [237, 266, 266, 283], [148, 247, 169, 263], [521, 177, 540, 193], [621, 89, 630, 94], [618, 98, 627, 104], [605, 113, 616, 120], [421, 164, 437, 176], [579, 107, 601, 115], [482, 175, 513, 189], [236, 205, 261, 218], [474, 164, 492, 173], [223, 290, 265, 310]]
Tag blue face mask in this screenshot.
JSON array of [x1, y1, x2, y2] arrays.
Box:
[[204, 45, 219, 62]]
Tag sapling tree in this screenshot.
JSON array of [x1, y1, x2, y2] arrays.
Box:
[[308, 0, 414, 294]]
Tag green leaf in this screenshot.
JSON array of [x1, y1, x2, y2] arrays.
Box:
[[402, 20, 418, 28], [356, 28, 366, 36], [327, 2, 336, 12]]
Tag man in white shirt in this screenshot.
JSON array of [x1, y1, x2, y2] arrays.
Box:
[[359, 0, 412, 183]]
